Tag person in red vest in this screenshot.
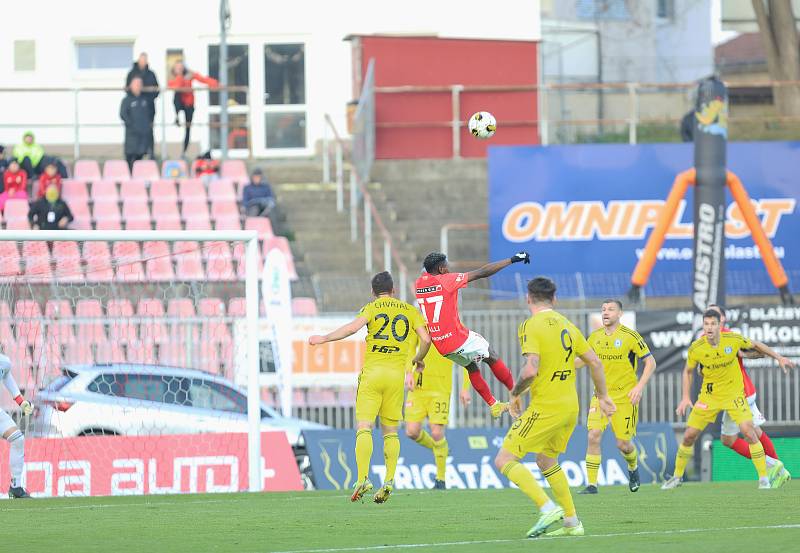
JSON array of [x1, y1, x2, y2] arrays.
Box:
[[35, 162, 62, 200], [0, 159, 29, 212], [168, 61, 219, 156]]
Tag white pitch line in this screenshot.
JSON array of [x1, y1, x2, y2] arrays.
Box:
[[266, 524, 800, 553], [0, 497, 247, 512]]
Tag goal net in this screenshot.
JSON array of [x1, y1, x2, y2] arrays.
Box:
[[0, 230, 298, 497]]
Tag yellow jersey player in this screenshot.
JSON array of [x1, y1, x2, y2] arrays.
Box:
[[494, 277, 615, 538], [404, 335, 472, 489], [579, 299, 656, 495], [661, 309, 795, 490], [309, 271, 430, 503]]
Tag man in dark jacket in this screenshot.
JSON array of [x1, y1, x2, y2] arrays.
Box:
[[120, 77, 154, 170], [29, 183, 73, 230], [126, 52, 159, 156], [242, 168, 276, 217]]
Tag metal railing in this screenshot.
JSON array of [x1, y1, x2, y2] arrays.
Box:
[[0, 85, 249, 161]]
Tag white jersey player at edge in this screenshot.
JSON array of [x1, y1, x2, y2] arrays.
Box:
[[0, 353, 34, 498]]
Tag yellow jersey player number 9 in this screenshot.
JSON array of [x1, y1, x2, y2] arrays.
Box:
[[309, 271, 430, 504]]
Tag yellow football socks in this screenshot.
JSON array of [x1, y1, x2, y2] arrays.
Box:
[[355, 429, 373, 481], [501, 461, 550, 509], [749, 442, 767, 478], [414, 430, 435, 450], [433, 438, 448, 481], [585, 454, 601, 486], [542, 464, 576, 518], [383, 433, 400, 482], [674, 444, 694, 478], [622, 448, 638, 471]]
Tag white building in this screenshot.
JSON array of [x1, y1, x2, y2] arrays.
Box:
[[1, 0, 541, 160]]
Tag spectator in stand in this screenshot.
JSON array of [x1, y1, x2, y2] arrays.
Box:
[[120, 77, 154, 171], [169, 61, 219, 157], [0, 159, 29, 212], [192, 151, 220, 185], [29, 183, 73, 230], [13, 131, 45, 178], [125, 53, 159, 157], [34, 162, 62, 199], [242, 168, 276, 217]]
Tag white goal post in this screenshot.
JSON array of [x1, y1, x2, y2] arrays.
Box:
[[0, 229, 264, 494]]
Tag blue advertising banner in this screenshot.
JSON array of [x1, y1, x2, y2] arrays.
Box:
[[304, 424, 676, 491], [488, 142, 800, 297]]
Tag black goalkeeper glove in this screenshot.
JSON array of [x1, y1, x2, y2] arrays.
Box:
[[510, 251, 531, 264]]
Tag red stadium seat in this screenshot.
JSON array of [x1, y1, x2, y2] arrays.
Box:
[[233, 242, 263, 280], [159, 343, 188, 367], [107, 299, 137, 344], [122, 198, 151, 230], [182, 200, 211, 230], [150, 179, 178, 202], [167, 298, 195, 317], [52, 241, 84, 283], [198, 298, 225, 316], [211, 199, 239, 221], [62, 179, 89, 201], [14, 300, 42, 345], [143, 241, 174, 281], [204, 241, 235, 281], [263, 237, 298, 280], [155, 217, 182, 230], [131, 160, 159, 180], [83, 242, 114, 282], [291, 297, 319, 316], [102, 159, 131, 181], [73, 160, 101, 180], [92, 199, 122, 230], [95, 341, 125, 364], [214, 217, 241, 231], [152, 197, 180, 218], [209, 178, 237, 202], [0, 242, 21, 281], [221, 160, 248, 181], [185, 217, 212, 231], [245, 217, 274, 240], [174, 241, 205, 281], [64, 342, 94, 365], [68, 198, 92, 230], [120, 180, 149, 201], [228, 298, 246, 317], [178, 178, 208, 203], [196, 341, 221, 374], [90, 180, 119, 202], [126, 342, 158, 364], [4, 200, 30, 230], [113, 241, 145, 282], [22, 241, 52, 282], [137, 299, 167, 344], [75, 299, 106, 344], [45, 300, 75, 345]]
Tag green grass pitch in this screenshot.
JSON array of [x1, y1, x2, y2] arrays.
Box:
[[3, 482, 798, 553]]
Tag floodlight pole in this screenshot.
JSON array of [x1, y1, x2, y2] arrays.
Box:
[[220, 0, 230, 160]]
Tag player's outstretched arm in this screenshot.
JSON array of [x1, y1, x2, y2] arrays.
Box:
[[739, 348, 765, 359], [676, 362, 694, 417], [466, 252, 530, 283], [411, 325, 431, 370], [581, 349, 616, 417], [750, 340, 795, 374], [0, 354, 33, 416], [308, 316, 368, 346]]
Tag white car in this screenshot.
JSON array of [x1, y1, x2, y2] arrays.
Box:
[[32, 364, 327, 448]]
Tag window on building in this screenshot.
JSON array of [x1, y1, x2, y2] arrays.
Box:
[[210, 113, 250, 150], [576, 0, 630, 20], [14, 40, 35, 71], [208, 44, 249, 106], [265, 112, 306, 149], [76, 42, 134, 70], [657, 0, 675, 19], [264, 43, 305, 105]]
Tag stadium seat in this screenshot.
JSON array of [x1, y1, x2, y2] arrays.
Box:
[[0, 242, 21, 282], [90, 180, 119, 202], [14, 300, 42, 345], [73, 160, 101, 180], [159, 343, 188, 367], [174, 241, 205, 281], [211, 199, 239, 221], [93, 199, 122, 230], [107, 299, 137, 344], [113, 241, 145, 282], [137, 298, 168, 344], [22, 241, 52, 282], [7, 342, 33, 388], [68, 198, 92, 230], [4, 200, 30, 230], [232, 242, 263, 280], [44, 298, 75, 345], [245, 217, 274, 240], [228, 298, 246, 317], [167, 298, 198, 344], [126, 342, 158, 364], [185, 216, 212, 231], [209, 178, 237, 202], [152, 197, 181, 223], [52, 241, 84, 282], [64, 342, 94, 365], [178, 178, 208, 203], [263, 237, 298, 280], [102, 159, 131, 181], [122, 198, 152, 230], [155, 217, 182, 231], [131, 160, 159, 180], [213, 217, 242, 231], [196, 341, 221, 374], [75, 299, 106, 344], [95, 341, 125, 364], [82, 242, 114, 282], [120, 180, 149, 201], [143, 241, 175, 281], [150, 179, 178, 201], [198, 298, 225, 316], [182, 200, 212, 230], [162, 159, 188, 179], [221, 160, 248, 181], [204, 241, 235, 281], [0, 303, 13, 344], [291, 297, 319, 316], [62, 179, 89, 201]]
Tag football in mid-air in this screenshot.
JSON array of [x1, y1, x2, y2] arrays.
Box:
[[468, 111, 497, 139]]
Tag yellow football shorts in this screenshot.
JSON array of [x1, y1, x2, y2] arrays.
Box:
[[587, 395, 638, 441], [503, 407, 578, 459], [686, 393, 752, 431], [404, 389, 450, 425], [355, 369, 404, 425]]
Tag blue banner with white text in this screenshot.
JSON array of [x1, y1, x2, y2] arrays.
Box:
[[488, 142, 800, 297], [304, 425, 677, 490]]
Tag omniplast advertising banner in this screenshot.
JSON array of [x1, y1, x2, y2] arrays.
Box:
[[304, 425, 676, 491], [488, 142, 800, 297], [0, 432, 302, 497]]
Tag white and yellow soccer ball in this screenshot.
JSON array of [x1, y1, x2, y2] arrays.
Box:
[[468, 111, 497, 139]]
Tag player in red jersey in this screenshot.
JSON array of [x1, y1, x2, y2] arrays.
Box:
[[415, 251, 530, 417], [706, 304, 791, 487]]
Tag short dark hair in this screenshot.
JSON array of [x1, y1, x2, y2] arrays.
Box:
[[702, 309, 721, 322], [602, 298, 623, 310], [707, 303, 726, 318], [423, 252, 447, 274], [527, 277, 556, 303], [371, 271, 394, 295]]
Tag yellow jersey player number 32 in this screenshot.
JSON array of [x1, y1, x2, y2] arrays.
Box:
[[309, 271, 430, 504]]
